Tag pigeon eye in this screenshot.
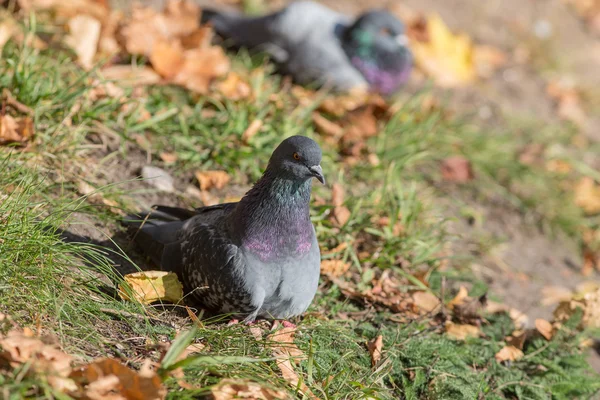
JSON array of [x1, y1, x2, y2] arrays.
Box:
[[293, 152, 301, 160]]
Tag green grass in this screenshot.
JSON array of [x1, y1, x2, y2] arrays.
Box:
[[0, 15, 599, 400]]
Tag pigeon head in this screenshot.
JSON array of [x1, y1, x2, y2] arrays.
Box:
[[267, 136, 325, 184], [342, 10, 412, 94]]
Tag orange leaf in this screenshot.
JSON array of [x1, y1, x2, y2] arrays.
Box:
[[242, 119, 263, 144], [367, 335, 383, 367], [495, 345, 524, 362], [195, 170, 231, 191], [535, 318, 554, 340], [0, 115, 34, 146]]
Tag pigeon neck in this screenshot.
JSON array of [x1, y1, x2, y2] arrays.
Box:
[[232, 169, 314, 261]]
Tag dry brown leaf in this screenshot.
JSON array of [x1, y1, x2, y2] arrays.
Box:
[[242, 119, 263, 144], [411, 291, 441, 314], [121, 0, 200, 56], [445, 323, 481, 340], [473, 45, 508, 78], [267, 327, 304, 361], [535, 318, 554, 340], [447, 286, 469, 309], [312, 113, 343, 138], [541, 286, 573, 306], [159, 152, 178, 164], [495, 345, 524, 362], [0, 16, 18, 50], [330, 183, 351, 226], [367, 335, 383, 368], [195, 170, 231, 191], [0, 114, 34, 146], [210, 378, 291, 400], [486, 301, 530, 329], [553, 288, 600, 329], [172, 47, 230, 94], [320, 259, 351, 278], [216, 72, 252, 100], [506, 330, 528, 350], [118, 271, 183, 305], [69, 358, 166, 400], [441, 156, 474, 182], [101, 65, 162, 86], [574, 177, 600, 215], [150, 39, 185, 79], [342, 105, 380, 143], [65, 15, 101, 70], [0, 329, 73, 377], [411, 14, 476, 87]]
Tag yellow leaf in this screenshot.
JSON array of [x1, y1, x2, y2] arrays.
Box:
[[411, 14, 476, 87], [445, 322, 481, 340], [575, 177, 600, 215], [495, 345, 524, 362], [118, 271, 183, 304]]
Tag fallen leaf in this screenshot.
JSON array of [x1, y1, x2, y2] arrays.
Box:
[[367, 335, 383, 368], [118, 271, 183, 305], [241, 119, 263, 144], [411, 14, 476, 87], [150, 39, 185, 79], [210, 378, 291, 400], [441, 156, 474, 182], [101, 65, 162, 86], [445, 322, 481, 340], [574, 177, 600, 215], [121, 0, 200, 57], [216, 72, 252, 100], [473, 45, 507, 78], [312, 113, 343, 138], [320, 259, 350, 278], [0, 328, 73, 377], [411, 291, 441, 314], [447, 286, 469, 309], [172, 46, 230, 94], [495, 345, 524, 362], [65, 15, 101, 70], [506, 330, 528, 350], [535, 318, 554, 340], [0, 115, 34, 146], [541, 286, 573, 306], [195, 170, 231, 191], [0, 16, 18, 50], [159, 152, 178, 164], [267, 327, 304, 361], [69, 358, 166, 400]]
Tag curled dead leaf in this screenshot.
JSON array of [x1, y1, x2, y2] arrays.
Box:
[[216, 72, 252, 100], [118, 271, 183, 305], [445, 322, 481, 340], [441, 156, 474, 182], [320, 259, 351, 278], [69, 358, 166, 400], [0, 115, 34, 146], [574, 177, 600, 215], [495, 345, 524, 363], [242, 119, 263, 144], [367, 335, 383, 368], [534, 318, 554, 340], [195, 170, 231, 191], [210, 378, 291, 400]]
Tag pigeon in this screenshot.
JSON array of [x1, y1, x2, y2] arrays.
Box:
[[202, 1, 412, 94], [124, 136, 324, 322]]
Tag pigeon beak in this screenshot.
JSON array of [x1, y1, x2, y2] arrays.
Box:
[[309, 165, 325, 184], [395, 34, 409, 47]]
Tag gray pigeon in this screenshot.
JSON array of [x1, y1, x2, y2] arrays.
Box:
[[202, 1, 412, 94], [124, 136, 324, 322]]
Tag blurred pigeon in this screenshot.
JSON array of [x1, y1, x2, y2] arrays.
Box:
[[124, 136, 324, 322], [202, 1, 412, 94]]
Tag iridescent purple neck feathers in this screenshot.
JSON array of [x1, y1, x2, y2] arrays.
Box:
[[350, 56, 412, 95], [231, 171, 314, 262]]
